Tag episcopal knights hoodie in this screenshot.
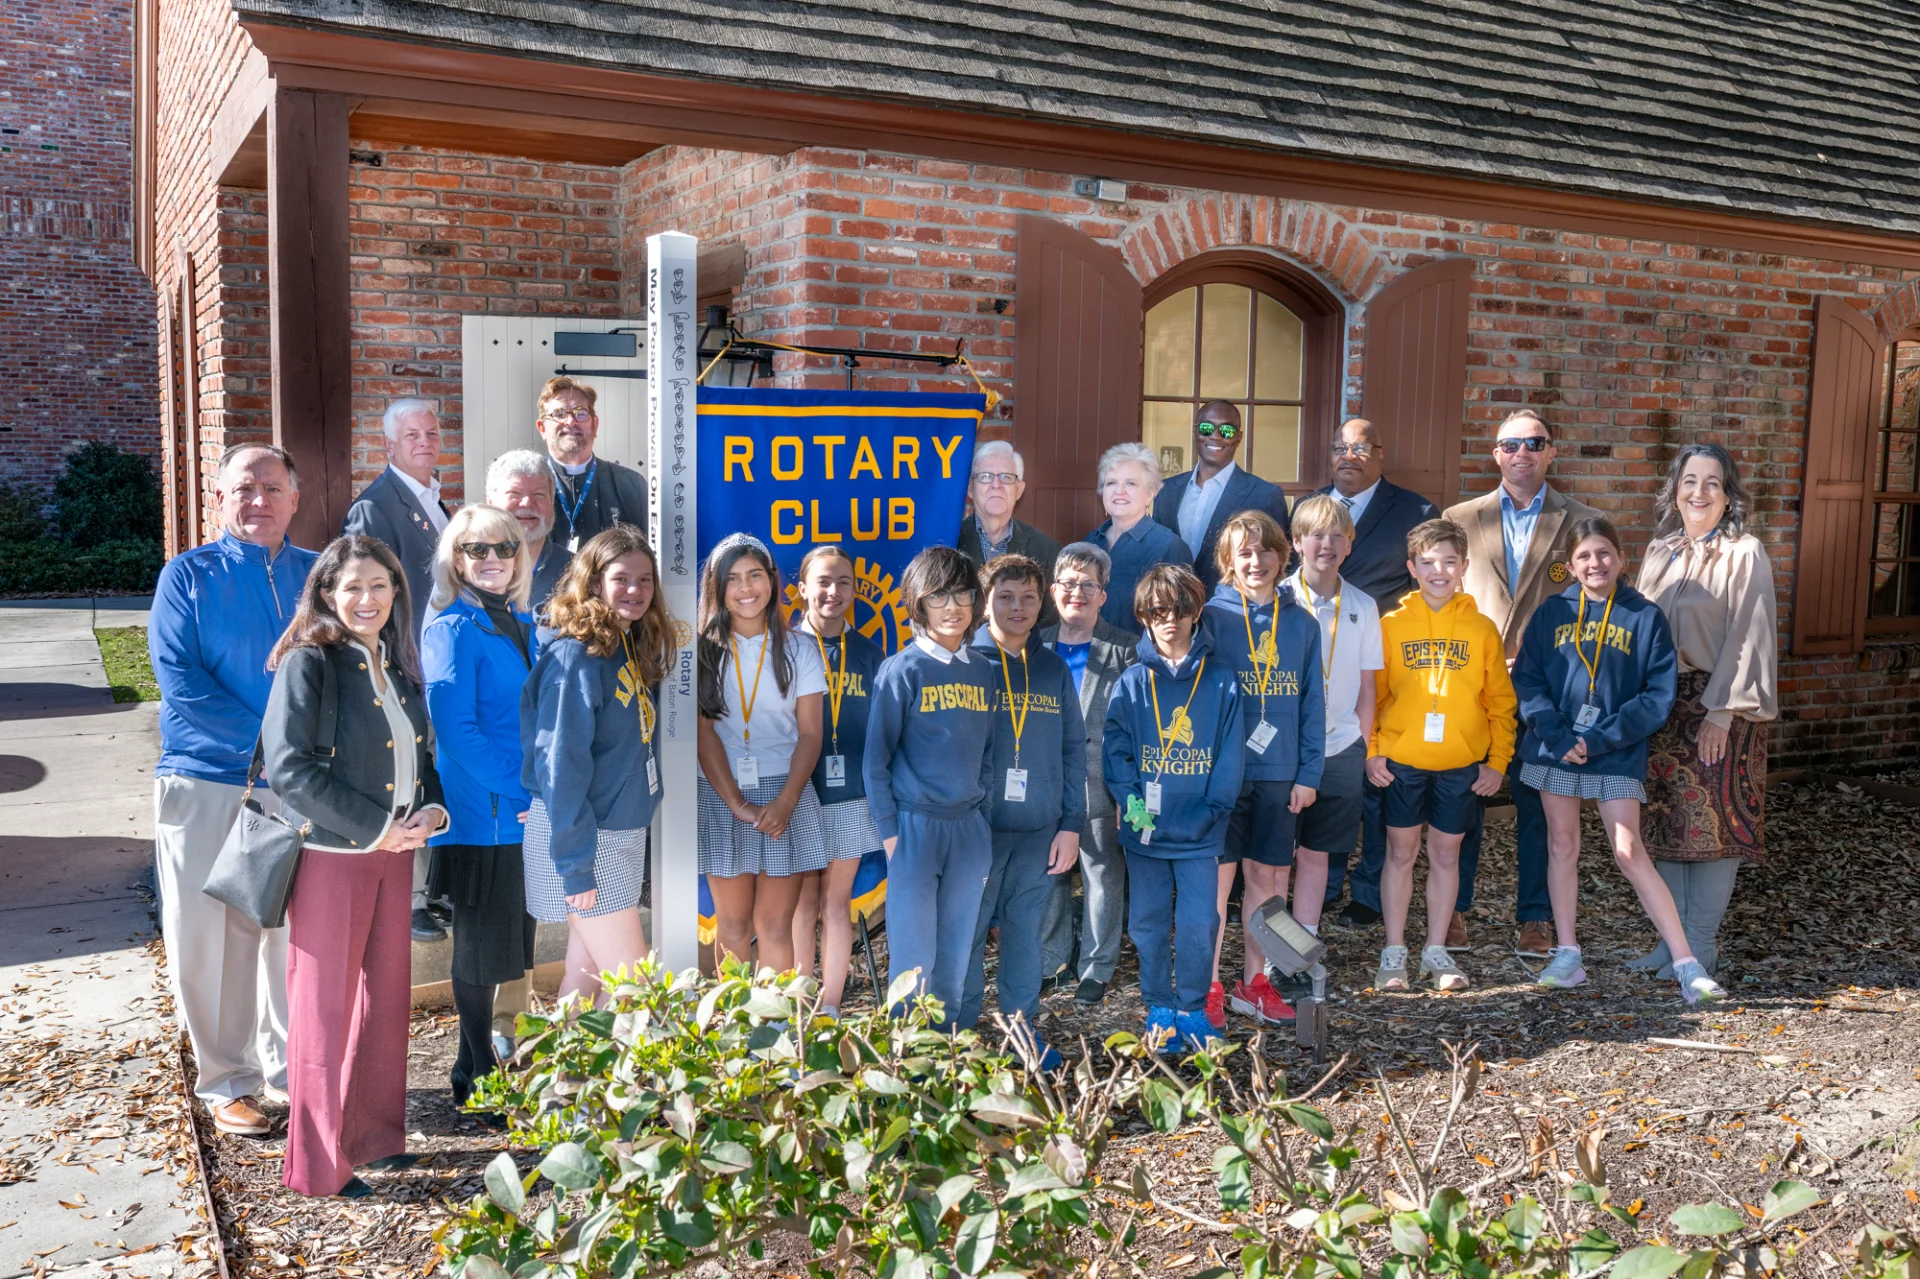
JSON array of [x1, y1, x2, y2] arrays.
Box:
[[1103, 624, 1244, 859], [1512, 582, 1678, 779], [1201, 582, 1327, 788], [1371, 589, 1517, 773], [972, 632, 1089, 836]]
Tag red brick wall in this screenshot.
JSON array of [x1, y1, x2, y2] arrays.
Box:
[[618, 145, 1920, 771], [346, 143, 626, 501], [1, 0, 156, 493]]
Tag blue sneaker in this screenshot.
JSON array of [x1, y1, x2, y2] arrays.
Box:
[[1033, 1036, 1063, 1072], [1144, 1006, 1179, 1055], [1174, 1009, 1223, 1053]]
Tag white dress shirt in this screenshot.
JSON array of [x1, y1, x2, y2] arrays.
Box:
[[1335, 478, 1381, 529], [391, 466, 449, 534], [914, 635, 972, 664]]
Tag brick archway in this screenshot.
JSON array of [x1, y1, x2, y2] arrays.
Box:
[[1871, 276, 1920, 340], [1112, 192, 1389, 305]]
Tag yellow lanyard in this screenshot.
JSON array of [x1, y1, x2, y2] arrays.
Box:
[[1422, 603, 1460, 711], [1146, 656, 1207, 777], [811, 623, 847, 755], [1239, 590, 1277, 722], [996, 641, 1030, 767], [623, 632, 654, 745], [729, 630, 768, 745], [1574, 589, 1616, 704]]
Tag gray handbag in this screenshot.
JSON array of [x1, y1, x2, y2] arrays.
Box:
[[204, 654, 337, 929]]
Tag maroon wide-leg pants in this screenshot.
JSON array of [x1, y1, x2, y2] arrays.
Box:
[[283, 845, 412, 1196]]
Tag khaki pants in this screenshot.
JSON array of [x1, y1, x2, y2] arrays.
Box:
[[153, 775, 291, 1104]]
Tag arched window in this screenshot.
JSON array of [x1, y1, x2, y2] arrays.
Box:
[[1140, 254, 1342, 492], [1870, 328, 1920, 633]]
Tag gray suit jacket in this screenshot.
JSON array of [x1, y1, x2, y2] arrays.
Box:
[[343, 466, 446, 638], [1038, 620, 1136, 821]]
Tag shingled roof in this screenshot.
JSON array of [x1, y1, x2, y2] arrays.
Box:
[[236, 0, 1920, 238]]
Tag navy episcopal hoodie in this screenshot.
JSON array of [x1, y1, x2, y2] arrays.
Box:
[[1103, 624, 1244, 859], [862, 638, 997, 841], [1201, 582, 1328, 789], [972, 632, 1089, 836], [1512, 582, 1678, 780], [795, 620, 884, 806]]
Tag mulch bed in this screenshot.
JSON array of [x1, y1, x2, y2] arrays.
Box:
[[193, 778, 1920, 1276]]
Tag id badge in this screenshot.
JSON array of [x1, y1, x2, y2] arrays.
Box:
[[1423, 712, 1446, 744], [567, 535, 580, 553], [1004, 768, 1029, 802], [734, 754, 761, 789], [1574, 703, 1601, 730], [1144, 781, 1163, 814], [646, 755, 659, 795], [1248, 720, 1278, 755], [824, 754, 847, 787]]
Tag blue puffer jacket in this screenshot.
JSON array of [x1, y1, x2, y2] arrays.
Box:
[[150, 532, 318, 786], [424, 594, 539, 846]]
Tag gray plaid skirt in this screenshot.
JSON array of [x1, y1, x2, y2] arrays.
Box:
[[522, 798, 649, 922], [819, 795, 882, 862], [1519, 763, 1647, 804], [697, 771, 830, 877]]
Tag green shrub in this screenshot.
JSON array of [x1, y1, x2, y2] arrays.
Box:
[[441, 963, 1146, 1279], [0, 484, 47, 543], [0, 538, 162, 595], [53, 442, 163, 549]]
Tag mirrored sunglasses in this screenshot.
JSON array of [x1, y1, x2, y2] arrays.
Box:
[[459, 540, 522, 560]]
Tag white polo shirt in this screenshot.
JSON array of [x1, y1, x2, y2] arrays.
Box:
[[1285, 569, 1383, 757]]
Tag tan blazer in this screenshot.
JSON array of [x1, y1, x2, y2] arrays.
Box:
[[1442, 484, 1601, 658]]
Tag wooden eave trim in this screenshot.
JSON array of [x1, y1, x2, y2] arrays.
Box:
[[237, 21, 1920, 271]]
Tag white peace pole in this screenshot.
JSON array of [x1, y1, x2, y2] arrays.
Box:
[[646, 231, 700, 973]]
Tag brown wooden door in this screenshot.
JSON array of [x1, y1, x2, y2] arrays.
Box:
[[1013, 216, 1143, 544], [1360, 257, 1473, 509], [1793, 295, 1883, 656]]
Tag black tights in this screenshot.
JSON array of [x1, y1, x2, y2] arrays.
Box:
[[450, 977, 498, 1105]]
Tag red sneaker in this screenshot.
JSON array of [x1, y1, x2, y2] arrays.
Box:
[[1229, 973, 1297, 1024], [1204, 981, 1227, 1031]]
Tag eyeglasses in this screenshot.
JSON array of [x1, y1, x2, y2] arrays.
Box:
[[541, 408, 594, 424], [1195, 420, 1241, 441], [1143, 605, 1192, 624], [1330, 442, 1374, 458], [924, 589, 978, 609], [459, 541, 522, 560], [1495, 436, 1551, 454], [1054, 578, 1103, 599], [973, 471, 1019, 487]]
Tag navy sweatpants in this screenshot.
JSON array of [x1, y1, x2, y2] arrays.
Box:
[[959, 827, 1055, 1030], [1124, 851, 1219, 1014], [884, 808, 992, 1026]]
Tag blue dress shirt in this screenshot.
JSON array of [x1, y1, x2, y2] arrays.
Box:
[[1500, 485, 1546, 593]]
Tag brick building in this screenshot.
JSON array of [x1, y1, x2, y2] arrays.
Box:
[[136, 0, 1920, 769], [2, 0, 155, 490]]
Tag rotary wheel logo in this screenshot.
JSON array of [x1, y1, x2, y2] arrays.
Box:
[[777, 557, 911, 654], [1548, 560, 1571, 584], [672, 618, 695, 652]]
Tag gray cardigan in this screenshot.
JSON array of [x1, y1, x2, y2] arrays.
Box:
[[1037, 620, 1136, 822], [262, 643, 446, 853]]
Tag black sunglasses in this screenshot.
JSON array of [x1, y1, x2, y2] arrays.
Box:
[[458, 540, 522, 560], [1195, 420, 1241, 441], [1142, 605, 1194, 624], [1495, 436, 1551, 454]]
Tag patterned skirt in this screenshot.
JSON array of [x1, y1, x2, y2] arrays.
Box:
[[522, 798, 650, 922], [1519, 764, 1646, 803], [697, 772, 830, 877], [1643, 671, 1768, 864], [819, 794, 883, 863]]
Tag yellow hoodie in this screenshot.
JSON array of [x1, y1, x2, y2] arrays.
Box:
[[1371, 589, 1517, 773]]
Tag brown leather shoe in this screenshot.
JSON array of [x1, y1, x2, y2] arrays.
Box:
[[1445, 911, 1470, 950], [1515, 920, 1553, 959], [212, 1095, 272, 1136]]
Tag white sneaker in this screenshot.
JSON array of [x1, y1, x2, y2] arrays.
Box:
[[1376, 945, 1409, 990], [1673, 959, 1725, 1005], [1537, 947, 1587, 989], [1419, 945, 1470, 992]]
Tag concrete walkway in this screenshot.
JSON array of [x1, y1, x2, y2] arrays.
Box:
[[0, 598, 202, 1278]]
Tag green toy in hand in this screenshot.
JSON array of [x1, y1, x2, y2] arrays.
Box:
[[1123, 792, 1156, 839]]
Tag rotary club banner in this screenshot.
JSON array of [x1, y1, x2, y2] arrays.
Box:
[[693, 388, 985, 946]]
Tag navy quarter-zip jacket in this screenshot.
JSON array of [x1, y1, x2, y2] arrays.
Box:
[[862, 639, 997, 841], [1201, 582, 1327, 788], [1103, 625, 1245, 859], [1512, 582, 1678, 780], [973, 633, 1088, 836]]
